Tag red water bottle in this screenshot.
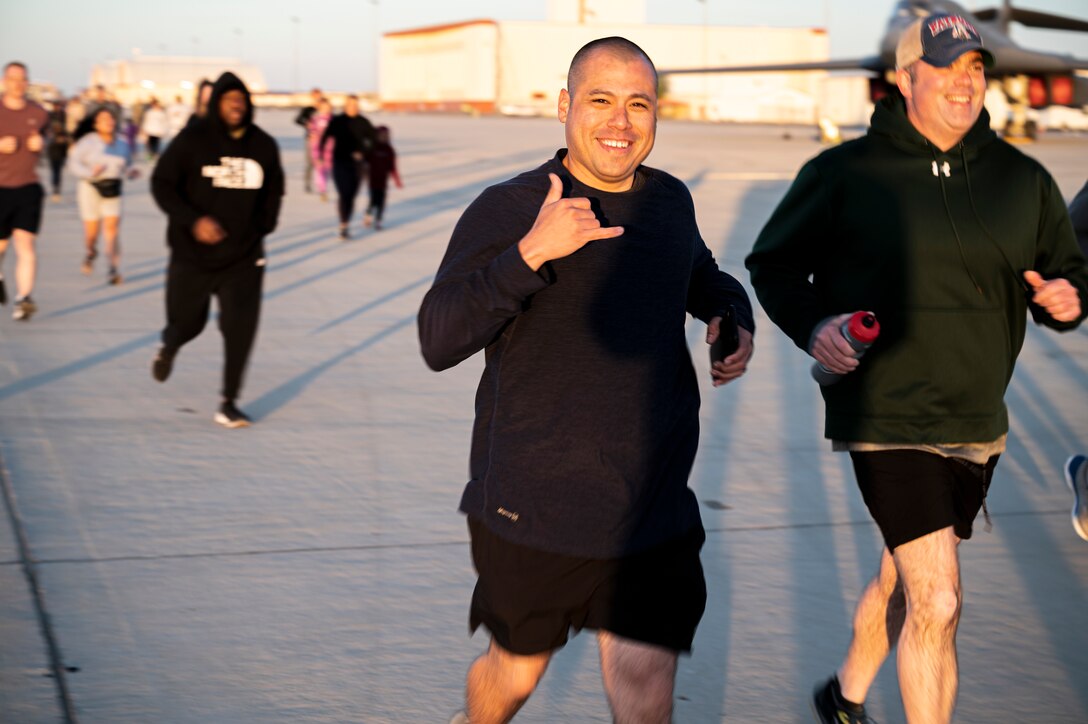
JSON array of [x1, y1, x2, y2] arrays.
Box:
[[811, 311, 880, 386]]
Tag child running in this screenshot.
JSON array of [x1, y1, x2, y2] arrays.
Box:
[[363, 126, 401, 231]]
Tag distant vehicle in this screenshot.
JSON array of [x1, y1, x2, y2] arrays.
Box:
[[661, 0, 1088, 137]]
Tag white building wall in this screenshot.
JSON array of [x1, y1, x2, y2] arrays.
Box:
[[379, 20, 845, 123], [380, 22, 498, 109], [91, 56, 266, 108], [494, 22, 831, 122]]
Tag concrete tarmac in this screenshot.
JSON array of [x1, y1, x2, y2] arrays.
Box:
[[1, 110, 1086, 723]]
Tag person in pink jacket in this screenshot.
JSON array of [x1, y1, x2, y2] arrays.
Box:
[[307, 97, 333, 201]]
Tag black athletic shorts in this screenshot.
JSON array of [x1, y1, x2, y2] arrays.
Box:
[[467, 517, 707, 656], [850, 449, 999, 551], [0, 183, 44, 238]]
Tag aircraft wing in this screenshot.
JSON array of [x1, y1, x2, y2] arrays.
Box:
[[973, 7, 1088, 33], [659, 57, 885, 75]]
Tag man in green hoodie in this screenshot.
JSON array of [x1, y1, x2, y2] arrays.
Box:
[[746, 13, 1088, 724]]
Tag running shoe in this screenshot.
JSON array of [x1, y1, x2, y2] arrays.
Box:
[[0, 276, 6, 305], [81, 250, 97, 275], [11, 296, 36, 321], [151, 347, 176, 382], [363, 212, 373, 227], [107, 267, 123, 286], [811, 676, 875, 724], [214, 400, 252, 429], [1065, 454, 1088, 541], [338, 225, 350, 240], [448, 713, 469, 724]]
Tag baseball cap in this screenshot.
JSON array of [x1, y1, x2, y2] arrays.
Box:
[[896, 13, 995, 70]]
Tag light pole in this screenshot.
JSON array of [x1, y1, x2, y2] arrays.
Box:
[[699, 0, 709, 120], [291, 16, 301, 92], [370, 1, 380, 97]]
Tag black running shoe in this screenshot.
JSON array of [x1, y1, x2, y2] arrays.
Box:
[[108, 267, 123, 286], [214, 400, 252, 429], [0, 276, 6, 305], [151, 347, 176, 382], [812, 677, 875, 724]]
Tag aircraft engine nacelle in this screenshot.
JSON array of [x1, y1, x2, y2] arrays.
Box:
[[869, 77, 896, 104], [1026, 75, 1088, 108]]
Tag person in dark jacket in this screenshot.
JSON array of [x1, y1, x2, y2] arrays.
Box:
[[45, 101, 70, 201], [362, 125, 400, 231], [419, 37, 754, 723], [320, 95, 375, 239], [745, 14, 1087, 724], [150, 71, 285, 428], [294, 87, 321, 194]]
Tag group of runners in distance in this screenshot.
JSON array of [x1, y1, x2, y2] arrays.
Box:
[[0, 65, 399, 428]]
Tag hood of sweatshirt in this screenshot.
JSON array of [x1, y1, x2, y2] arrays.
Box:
[[868, 94, 996, 160], [205, 71, 254, 137]]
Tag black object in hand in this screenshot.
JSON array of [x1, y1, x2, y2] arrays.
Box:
[[710, 305, 739, 364]]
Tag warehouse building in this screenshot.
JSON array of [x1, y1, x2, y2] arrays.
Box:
[[378, 0, 864, 124]]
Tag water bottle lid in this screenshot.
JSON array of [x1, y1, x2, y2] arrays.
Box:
[[847, 311, 880, 343]]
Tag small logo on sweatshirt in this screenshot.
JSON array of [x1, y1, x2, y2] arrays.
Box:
[[496, 507, 520, 523], [202, 157, 264, 190]]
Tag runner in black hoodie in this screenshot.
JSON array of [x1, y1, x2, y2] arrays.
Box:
[[150, 71, 285, 428]]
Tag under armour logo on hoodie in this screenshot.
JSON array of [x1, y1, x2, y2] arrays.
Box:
[[931, 161, 951, 177], [202, 157, 265, 189]]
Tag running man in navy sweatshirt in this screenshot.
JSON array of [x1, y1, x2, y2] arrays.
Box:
[[150, 72, 284, 428], [419, 37, 754, 723]]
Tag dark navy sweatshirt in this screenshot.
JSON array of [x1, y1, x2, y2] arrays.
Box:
[[419, 151, 753, 558]]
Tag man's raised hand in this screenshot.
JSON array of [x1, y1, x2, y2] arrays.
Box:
[[518, 173, 624, 271]]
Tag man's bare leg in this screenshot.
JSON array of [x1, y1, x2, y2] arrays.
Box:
[[893, 526, 962, 724], [598, 631, 678, 724], [465, 639, 551, 724], [11, 229, 36, 298], [838, 546, 906, 704]]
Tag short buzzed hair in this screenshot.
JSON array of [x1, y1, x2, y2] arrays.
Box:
[[567, 37, 657, 94], [4, 61, 27, 74]]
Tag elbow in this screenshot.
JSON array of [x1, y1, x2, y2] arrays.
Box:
[[421, 347, 455, 372], [417, 311, 457, 372], [419, 331, 462, 372]]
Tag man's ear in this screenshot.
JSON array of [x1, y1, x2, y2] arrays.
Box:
[[896, 68, 913, 101], [558, 88, 570, 123]]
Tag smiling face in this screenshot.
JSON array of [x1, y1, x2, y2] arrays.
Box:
[[93, 108, 115, 137], [218, 89, 247, 130], [2, 63, 28, 102], [558, 49, 657, 192], [897, 51, 986, 151]]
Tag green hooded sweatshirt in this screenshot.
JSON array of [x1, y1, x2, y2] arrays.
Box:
[[746, 96, 1088, 444]]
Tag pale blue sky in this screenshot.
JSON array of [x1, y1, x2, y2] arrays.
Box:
[[3, 0, 1087, 94]]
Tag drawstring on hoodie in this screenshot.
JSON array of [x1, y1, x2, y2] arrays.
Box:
[[930, 144, 984, 296]]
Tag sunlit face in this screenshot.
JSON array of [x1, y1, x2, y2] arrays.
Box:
[[345, 97, 359, 116], [219, 89, 247, 129], [93, 109, 115, 136], [3, 64, 28, 100], [897, 51, 986, 151], [318, 99, 331, 115], [558, 50, 657, 192]]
